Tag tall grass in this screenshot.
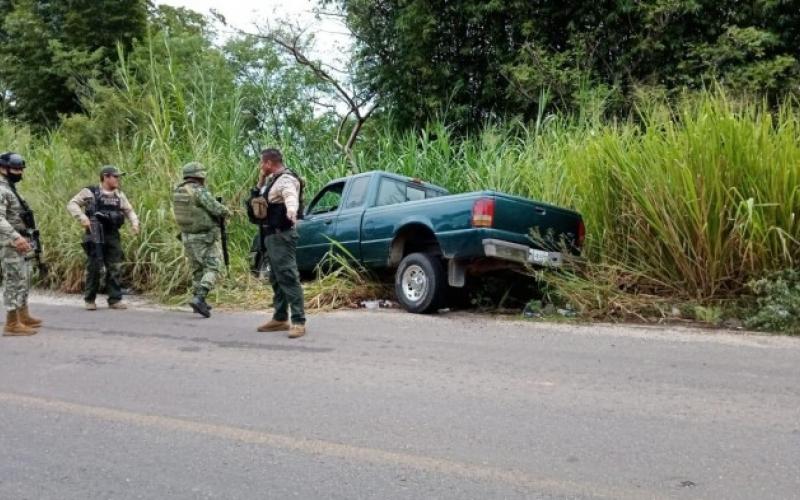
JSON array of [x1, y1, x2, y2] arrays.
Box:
[[357, 92, 800, 307], [1, 30, 798, 314], [0, 33, 347, 306]]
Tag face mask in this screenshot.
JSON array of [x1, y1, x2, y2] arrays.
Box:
[[6, 172, 22, 184]]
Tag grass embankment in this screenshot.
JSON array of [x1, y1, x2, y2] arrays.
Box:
[[2, 37, 797, 324]]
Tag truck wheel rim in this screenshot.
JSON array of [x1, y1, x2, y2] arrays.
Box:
[[402, 265, 428, 302]]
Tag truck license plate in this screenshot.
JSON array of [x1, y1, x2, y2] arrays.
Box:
[[530, 250, 550, 264]]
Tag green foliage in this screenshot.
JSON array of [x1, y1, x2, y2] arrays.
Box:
[[2, 3, 799, 326], [745, 270, 800, 335], [692, 305, 723, 326], [352, 90, 800, 310], [329, 0, 800, 129], [0, 0, 147, 127], [0, 15, 345, 304]]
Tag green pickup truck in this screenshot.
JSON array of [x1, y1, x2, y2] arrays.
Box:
[[284, 171, 584, 313]]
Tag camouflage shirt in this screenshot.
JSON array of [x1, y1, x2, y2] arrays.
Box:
[[192, 183, 230, 220], [173, 181, 230, 234], [0, 175, 29, 245]]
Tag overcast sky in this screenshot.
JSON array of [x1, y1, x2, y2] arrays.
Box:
[[156, 0, 352, 64]]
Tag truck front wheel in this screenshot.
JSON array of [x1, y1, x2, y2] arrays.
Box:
[[395, 252, 445, 314]]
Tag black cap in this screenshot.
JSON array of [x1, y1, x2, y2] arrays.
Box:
[[99, 165, 124, 177]]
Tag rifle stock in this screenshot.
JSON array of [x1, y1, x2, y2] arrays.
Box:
[[216, 197, 229, 268]]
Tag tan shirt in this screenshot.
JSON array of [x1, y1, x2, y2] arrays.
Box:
[[260, 170, 300, 218], [66, 187, 140, 227]]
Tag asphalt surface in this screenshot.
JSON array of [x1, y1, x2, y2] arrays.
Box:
[[0, 297, 798, 499]]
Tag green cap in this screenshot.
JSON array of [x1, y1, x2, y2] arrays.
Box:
[[182, 161, 206, 179], [100, 165, 124, 177]]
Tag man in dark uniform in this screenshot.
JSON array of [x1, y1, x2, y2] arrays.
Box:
[[67, 165, 139, 310], [252, 148, 306, 338]]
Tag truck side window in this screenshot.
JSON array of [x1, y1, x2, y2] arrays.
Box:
[[307, 182, 345, 216], [406, 185, 425, 201], [344, 176, 370, 209], [375, 178, 406, 207]]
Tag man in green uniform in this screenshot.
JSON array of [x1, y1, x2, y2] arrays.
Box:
[[253, 148, 306, 338], [0, 152, 42, 336], [67, 165, 139, 310], [172, 162, 230, 318]]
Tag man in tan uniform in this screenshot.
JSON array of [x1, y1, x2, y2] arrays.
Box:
[[67, 165, 139, 310], [252, 148, 306, 338]]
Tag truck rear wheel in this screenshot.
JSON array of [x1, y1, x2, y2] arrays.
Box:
[[395, 252, 445, 314]]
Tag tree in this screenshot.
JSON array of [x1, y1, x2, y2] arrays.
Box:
[[328, 0, 800, 129], [220, 9, 376, 168], [0, 0, 147, 127], [249, 25, 376, 168]]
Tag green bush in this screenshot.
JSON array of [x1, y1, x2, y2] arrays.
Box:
[[745, 270, 800, 335]]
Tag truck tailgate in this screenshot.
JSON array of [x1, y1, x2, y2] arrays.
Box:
[[491, 192, 584, 252]]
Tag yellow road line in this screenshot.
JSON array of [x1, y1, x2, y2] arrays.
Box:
[[0, 391, 652, 499]]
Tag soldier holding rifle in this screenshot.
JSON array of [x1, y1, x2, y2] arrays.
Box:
[[0, 152, 45, 336], [172, 162, 230, 318]]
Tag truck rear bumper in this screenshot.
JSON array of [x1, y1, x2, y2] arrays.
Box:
[[482, 239, 562, 268]]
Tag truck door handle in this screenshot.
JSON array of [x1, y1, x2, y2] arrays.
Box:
[[324, 219, 333, 225], [535, 208, 546, 215]]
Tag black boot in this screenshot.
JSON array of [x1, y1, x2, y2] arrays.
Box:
[[190, 296, 211, 318]]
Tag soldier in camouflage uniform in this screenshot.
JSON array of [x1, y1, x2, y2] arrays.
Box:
[[172, 162, 230, 318], [0, 152, 42, 336]]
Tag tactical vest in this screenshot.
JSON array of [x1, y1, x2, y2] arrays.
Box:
[[263, 170, 304, 231], [173, 181, 216, 233], [86, 186, 125, 232]]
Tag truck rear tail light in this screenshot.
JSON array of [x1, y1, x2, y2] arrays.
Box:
[[472, 198, 495, 228], [577, 219, 586, 247]]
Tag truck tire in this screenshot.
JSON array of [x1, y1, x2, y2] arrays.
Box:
[[395, 252, 445, 314]]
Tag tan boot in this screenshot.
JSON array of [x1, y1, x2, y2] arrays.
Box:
[[288, 324, 306, 339], [257, 319, 290, 332], [85, 302, 97, 311], [3, 310, 38, 337], [18, 305, 43, 327], [109, 301, 128, 310]]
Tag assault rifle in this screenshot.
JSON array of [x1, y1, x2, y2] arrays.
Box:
[[9, 184, 48, 277], [216, 197, 229, 268], [84, 191, 105, 265]]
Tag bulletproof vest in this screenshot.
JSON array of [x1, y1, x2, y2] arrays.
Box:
[[87, 186, 125, 232], [173, 181, 216, 233], [264, 170, 304, 230]]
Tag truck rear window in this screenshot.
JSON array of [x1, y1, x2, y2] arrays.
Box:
[[375, 178, 442, 207]]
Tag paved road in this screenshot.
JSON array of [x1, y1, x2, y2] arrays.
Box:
[[0, 298, 798, 499]]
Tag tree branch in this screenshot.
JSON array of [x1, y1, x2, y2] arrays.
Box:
[[233, 22, 377, 172]]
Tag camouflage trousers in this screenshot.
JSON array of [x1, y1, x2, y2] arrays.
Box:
[[182, 231, 222, 298], [0, 244, 31, 312]]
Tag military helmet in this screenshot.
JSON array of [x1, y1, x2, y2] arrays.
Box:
[[0, 152, 26, 169], [182, 161, 206, 179]]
